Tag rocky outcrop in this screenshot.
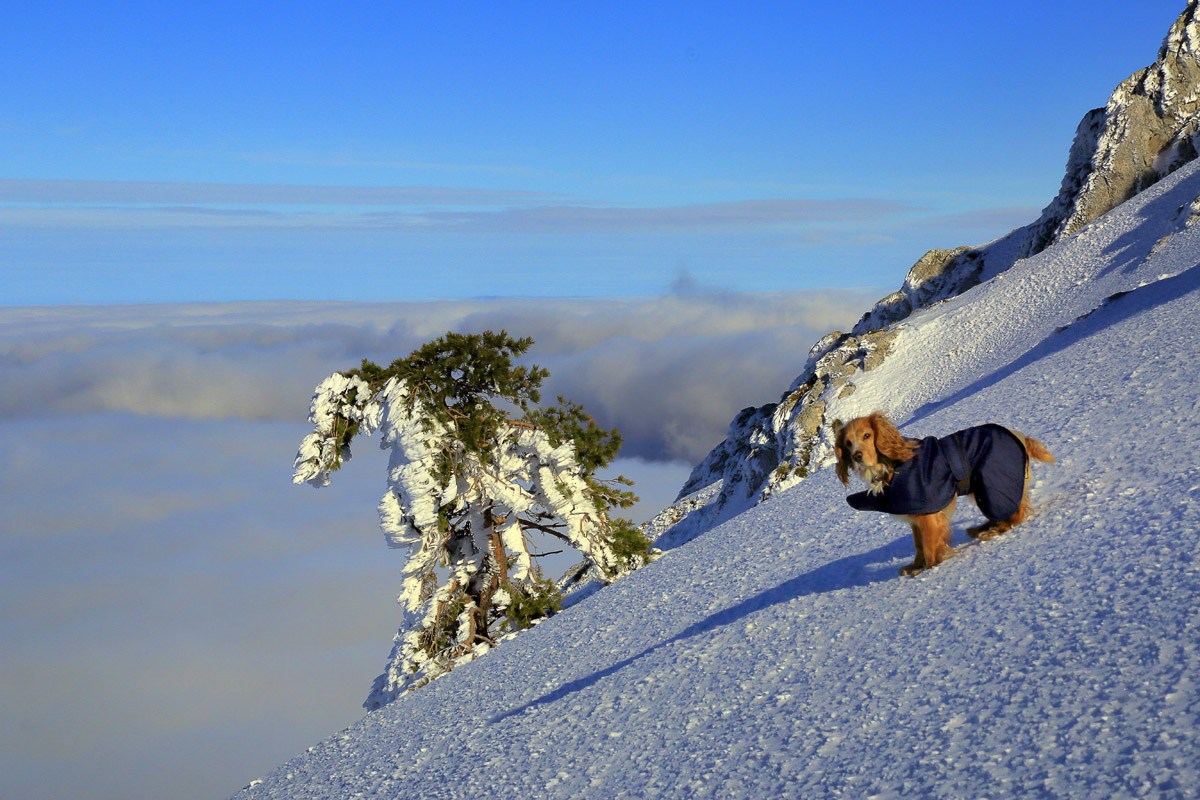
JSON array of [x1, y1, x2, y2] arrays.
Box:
[[657, 325, 899, 543], [651, 0, 1200, 549], [1024, 1, 1200, 256]]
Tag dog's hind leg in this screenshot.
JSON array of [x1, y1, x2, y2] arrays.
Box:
[[968, 497, 1032, 540], [970, 433, 1052, 540]]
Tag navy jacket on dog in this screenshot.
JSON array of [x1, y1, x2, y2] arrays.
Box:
[[846, 424, 1028, 520]]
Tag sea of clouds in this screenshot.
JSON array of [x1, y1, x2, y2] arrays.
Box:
[[0, 290, 877, 462], [0, 288, 877, 800]]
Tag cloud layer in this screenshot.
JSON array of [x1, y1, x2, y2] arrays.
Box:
[[0, 290, 878, 463], [0, 178, 554, 206], [0, 194, 926, 233], [0, 177, 933, 238]]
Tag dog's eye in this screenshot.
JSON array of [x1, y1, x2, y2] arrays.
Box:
[[863, 432, 871, 439]]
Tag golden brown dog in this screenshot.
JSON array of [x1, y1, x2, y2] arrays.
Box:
[[834, 412, 1055, 575]]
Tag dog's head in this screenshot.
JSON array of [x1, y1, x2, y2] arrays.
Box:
[[834, 412, 916, 490]]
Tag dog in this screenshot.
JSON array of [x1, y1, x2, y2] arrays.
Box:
[[834, 412, 1055, 576]]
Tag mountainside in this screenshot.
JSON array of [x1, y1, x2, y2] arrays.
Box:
[[230, 7, 1200, 796], [232, 127, 1200, 800], [656, 0, 1200, 549]]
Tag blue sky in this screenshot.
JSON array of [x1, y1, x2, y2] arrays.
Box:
[[1, 0, 1187, 304]]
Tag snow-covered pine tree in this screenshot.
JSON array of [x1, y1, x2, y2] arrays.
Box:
[[291, 331, 652, 708]]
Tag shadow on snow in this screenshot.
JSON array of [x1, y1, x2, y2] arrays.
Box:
[[491, 532, 913, 723], [909, 259, 1200, 427]]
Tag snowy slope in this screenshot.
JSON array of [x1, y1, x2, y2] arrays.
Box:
[[233, 160, 1200, 800]]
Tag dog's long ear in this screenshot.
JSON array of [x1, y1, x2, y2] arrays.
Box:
[[870, 411, 917, 463], [834, 425, 850, 486]]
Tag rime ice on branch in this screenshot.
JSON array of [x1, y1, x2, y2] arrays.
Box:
[[292, 331, 652, 707]]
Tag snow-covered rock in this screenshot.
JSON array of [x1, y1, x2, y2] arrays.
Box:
[[1025, 0, 1200, 255]]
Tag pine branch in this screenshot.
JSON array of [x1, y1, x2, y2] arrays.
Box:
[[518, 518, 572, 542]]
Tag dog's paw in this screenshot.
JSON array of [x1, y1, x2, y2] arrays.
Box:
[[967, 523, 994, 539], [969, 524, 1006, 541], [899, 561, 924, 577]]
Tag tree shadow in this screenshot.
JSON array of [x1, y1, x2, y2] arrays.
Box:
[[491, 533, 913, 723], [909, 259, 1200, 426]]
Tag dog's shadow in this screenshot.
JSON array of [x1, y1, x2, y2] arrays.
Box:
[[490, 534, 914, 724]]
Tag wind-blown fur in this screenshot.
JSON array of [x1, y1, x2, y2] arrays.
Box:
[[834, 412, 1055, 576]]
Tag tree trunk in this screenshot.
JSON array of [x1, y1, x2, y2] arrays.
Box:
[[471, 508, 509, 640]]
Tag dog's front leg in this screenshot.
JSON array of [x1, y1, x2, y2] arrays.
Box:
[[903, 513, 957, 576], [901, 521, 926, 576]]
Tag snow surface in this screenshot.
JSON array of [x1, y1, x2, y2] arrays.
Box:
[[233, 160, 1200, 799]]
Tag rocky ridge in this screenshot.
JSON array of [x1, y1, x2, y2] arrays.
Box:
[[649, 0, 1200, 548]]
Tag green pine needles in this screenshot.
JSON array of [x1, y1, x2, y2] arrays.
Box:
[[347, 330, 548, 457], [499, 570, 565, 632]]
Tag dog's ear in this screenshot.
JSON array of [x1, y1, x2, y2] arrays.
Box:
[[833, 425, 850, 486], [835, 450, 854, 489], [870, 411, 916, 463]]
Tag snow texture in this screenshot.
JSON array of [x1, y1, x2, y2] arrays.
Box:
[[234, 133, 1200, 800]]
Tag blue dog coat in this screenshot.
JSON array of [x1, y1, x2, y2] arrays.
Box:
[[846, 424, 1028, 520]]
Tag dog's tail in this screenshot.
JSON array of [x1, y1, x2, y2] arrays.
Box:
[[1023, 436, 1055, 464]]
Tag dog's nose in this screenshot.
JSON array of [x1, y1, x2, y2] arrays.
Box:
[[853, 451, 863, 463]]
